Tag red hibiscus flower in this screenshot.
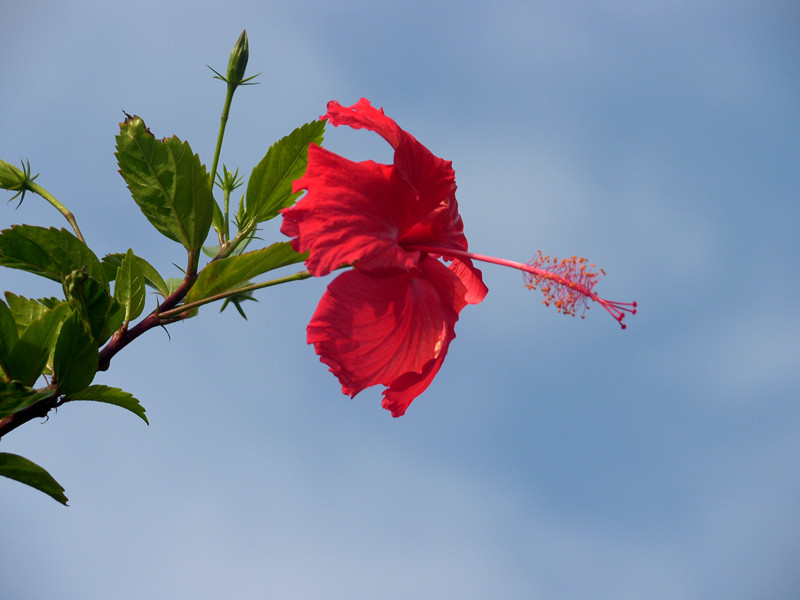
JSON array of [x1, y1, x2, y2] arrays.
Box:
[[281, 98, 487, 417], [282, 99, 635, 417]]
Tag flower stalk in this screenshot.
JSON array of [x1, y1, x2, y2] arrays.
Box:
[[27, 180, 86, 244], [207, 30, 259, 240], [1, 159, 85, 243]]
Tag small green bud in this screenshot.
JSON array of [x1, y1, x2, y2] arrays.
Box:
[[226, 30, 249, 86], [215, 164, 244, 193], [63, 267, 89, 302], [0, 158, 38, 205], [0, 159, 25, 189], [207, 30, 258, 88]]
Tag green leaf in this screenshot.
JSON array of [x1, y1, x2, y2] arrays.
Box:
[[164, 277, 183, 296], [115, 116, 214, 252], [0, 452, 68, 505], [66, 384, 148, 425], [0, 381, 55, 418], [186, 242, 307, 303], [113, 249, 146, 322], [63, 270, 125, 344], [4, 293, 62, 335], [202, 244, 221, 258], [0, 300, 18, 380], [244, 119, 325, 226], [0, 225, 107, 286], [211, 198, 225, 237], [53, 310, 98, 395], [6, 303, 70, 386], [102, 252, 170, 297]]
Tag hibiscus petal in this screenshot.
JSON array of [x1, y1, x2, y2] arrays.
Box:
[[307, 258, 466, 415], [380, 344, 448, 418], [325, 99, 471, 255], [323, 98, 403, 148], [380, 258, 469, 416], [283, 144, 420, 276], [449, 258, 489, 305]]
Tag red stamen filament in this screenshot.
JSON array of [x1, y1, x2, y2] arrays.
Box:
[[410, 245, 637, 329]]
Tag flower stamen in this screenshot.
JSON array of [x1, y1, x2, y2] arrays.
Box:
[[408, 245, 637, 329], [522, 250, 637, 328]]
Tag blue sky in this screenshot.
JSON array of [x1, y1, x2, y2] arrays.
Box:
[[2, 1, 799, 598]]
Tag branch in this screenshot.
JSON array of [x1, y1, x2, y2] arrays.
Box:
[[97, 251, 198, 372], [0, 387, 59, 439]]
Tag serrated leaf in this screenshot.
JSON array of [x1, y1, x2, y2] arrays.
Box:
[[6, 303, 70, 386], [0, 300, 18, 380], [102, 252, 170, 297], [0, 452, 68, 505], [66, 384, 148, 425], [186, 242, 307, 303], [114, 249, 146, 321], [115, 116, 214, 252], [244, 119, 325, 226], [53, 310, 98, 395], [0, 381, 55, 418], [0, 225, 107, 287], [63, 270, 125, 344], [4, 293, 62, 335]]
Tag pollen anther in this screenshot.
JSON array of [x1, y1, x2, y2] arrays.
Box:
[[522, 250, 636, 328]]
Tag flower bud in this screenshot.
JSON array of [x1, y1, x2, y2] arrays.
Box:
[[0, 158, 25, 190], [0, 158, 38, 204], [226, 30, 249, 86]]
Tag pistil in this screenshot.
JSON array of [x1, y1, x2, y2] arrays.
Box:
[[410, 245, 637, 328]]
